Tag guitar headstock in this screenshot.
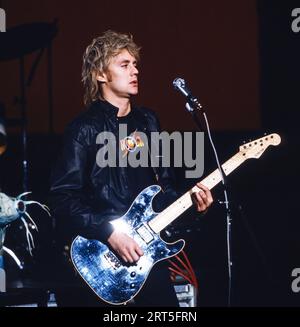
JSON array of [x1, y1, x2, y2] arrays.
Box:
[[239, 133, 281, 159]]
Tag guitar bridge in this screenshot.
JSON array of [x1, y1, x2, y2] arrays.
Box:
[[104, 251, 122, 270], [136, 224, 154, 244]]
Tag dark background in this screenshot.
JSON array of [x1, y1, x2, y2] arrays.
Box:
[[0, 0, 299, 307], [0, 0, 261, 133]]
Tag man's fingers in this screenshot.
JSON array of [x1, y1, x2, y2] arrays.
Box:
[[199, 189, 213, 207], [195, 192, 206, 211], [123, 249, 135, 263], [196, 182, 209, 192], [136, 249, 143, 257], [121, 255, 128, 263], [192, 192, 203, 208], [122, 244, 143, 263], [196, 183, 213, 206], [131, 245, 144, 262], [132, 253, 140, 262], [108, 231, 144, 263], [192, 187, 213, 212]]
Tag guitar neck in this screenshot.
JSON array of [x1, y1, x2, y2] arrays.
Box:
[[148, 152, 246, 233]]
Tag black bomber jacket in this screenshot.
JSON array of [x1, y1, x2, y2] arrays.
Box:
[[49, 100, 178, 244]]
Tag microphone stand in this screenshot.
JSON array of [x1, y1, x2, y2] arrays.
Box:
[[185, 96, 233, 307]]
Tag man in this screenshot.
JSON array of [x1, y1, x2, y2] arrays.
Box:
[[50, 30, 213, 306]]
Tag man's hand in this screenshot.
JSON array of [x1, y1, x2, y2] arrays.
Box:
[[192, 183, 213, 212], [107, 230, 144, 263]]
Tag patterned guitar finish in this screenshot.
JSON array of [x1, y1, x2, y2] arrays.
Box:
[[71, 185, 184, 305]]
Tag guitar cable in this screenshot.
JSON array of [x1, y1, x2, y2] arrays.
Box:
[[168, 250, 198, 290]]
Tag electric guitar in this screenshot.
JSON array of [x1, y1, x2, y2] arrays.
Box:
[[71, 133, 281, 305]]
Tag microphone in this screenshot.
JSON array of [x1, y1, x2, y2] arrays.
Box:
[[172, 78, 202, 110], [173, 78, 192, 97]]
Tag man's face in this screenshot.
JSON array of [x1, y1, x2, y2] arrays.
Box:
[[100, 49, 139, 99]]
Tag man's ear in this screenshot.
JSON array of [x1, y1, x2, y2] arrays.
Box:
[[96, 71, 107, 83]]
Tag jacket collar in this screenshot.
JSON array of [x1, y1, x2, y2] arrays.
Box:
[[94, 99, 119, 119], [93, 99, 142, 122]]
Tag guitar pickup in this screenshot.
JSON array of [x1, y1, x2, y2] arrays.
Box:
[[136, 224, 154, 244], [104, 251, 122, 270]]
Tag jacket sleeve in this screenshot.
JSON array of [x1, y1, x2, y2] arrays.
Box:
[[49, 122, 114, 242]]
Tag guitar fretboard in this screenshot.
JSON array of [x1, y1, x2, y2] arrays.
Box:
[[148, 152, 246, 233]]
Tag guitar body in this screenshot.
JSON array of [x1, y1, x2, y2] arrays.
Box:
[[71, 185, 185, 305]]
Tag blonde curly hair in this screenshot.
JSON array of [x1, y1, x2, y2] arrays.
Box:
[[82, 30, 141, 106]]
